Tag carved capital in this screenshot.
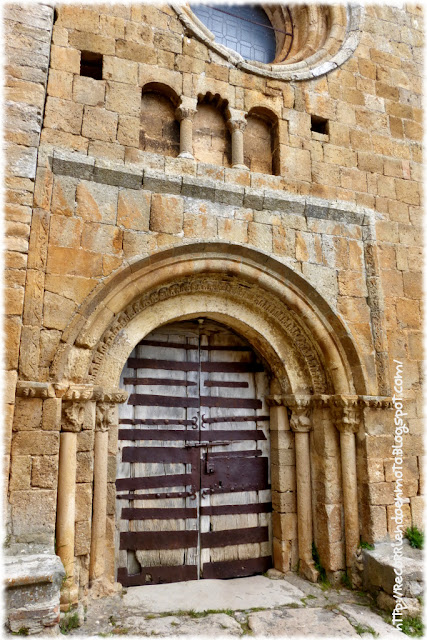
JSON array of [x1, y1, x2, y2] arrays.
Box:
[[175, 97, 198, 122], [266, 394, 287, 407], [62, 402, 86, 433], [227, 117, 247, 133], [285, 395, 313, 433], [226, 107, 247, 133], [95, 403, 115, 432], [330, 395, 361, 435]]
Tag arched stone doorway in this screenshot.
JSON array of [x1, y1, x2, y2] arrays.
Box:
[[50, 243, 386, 605], [116, 318, 273, 585]]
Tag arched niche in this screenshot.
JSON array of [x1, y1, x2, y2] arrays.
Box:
[[193, 94, 231, 167], [140, 82, 180, 157], [244, 107, 279, 175]]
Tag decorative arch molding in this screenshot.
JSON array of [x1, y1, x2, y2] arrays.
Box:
[[51, 243, 370, 397], [175, 4, 364, 81]]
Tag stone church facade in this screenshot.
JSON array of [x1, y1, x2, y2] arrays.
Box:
[[4, 2, 423, 634]]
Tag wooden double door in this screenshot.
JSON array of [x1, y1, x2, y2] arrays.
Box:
[[116, 319, 272, 586]]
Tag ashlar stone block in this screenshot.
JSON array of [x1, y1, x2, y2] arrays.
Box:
[[150, 194, 183, 234], [117, 189, 150, 231]]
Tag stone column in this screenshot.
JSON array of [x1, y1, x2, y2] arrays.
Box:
[[226, 108, 248, 169], [175, 97, 198, 159], [56, 400, 86, 607], [289, 396, 319, 582], [89, 403, 114, 583], [332, 396, 361, 575]]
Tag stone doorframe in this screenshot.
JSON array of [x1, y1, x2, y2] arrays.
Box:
[[45, 243, 391, 602]]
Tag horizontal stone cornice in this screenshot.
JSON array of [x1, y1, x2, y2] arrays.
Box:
[[48, 148, 375, 227], [266, 393, 393, 410], [15, 381, 128, 403]]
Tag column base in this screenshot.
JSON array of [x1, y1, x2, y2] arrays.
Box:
[[299, 559, 319, 583], [178, 152, 194, 160], [60, 581, 79, 610], [89, 576, 122, 600], [231, 163, 249, 171]]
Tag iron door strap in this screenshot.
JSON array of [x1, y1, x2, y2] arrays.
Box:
[[185, 441, 232, 448]]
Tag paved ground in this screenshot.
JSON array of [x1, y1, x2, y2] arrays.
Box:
[[67, 573, 405, 638]]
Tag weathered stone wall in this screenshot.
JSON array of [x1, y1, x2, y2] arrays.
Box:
[[4, 2, 55, 530], [3, 0, 423, 611]]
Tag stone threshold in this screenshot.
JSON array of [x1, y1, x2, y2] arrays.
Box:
[[48, 147, 377, 228]]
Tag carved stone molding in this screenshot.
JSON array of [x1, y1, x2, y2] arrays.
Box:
[[88, 276, 329, 394], [95, 403, 115, 432], [62, 385, 94, 401], [92, 387, 128, 404], [267, 393, 392, 412], [61, 402, 86, 433], [16, 381, 55, 398]]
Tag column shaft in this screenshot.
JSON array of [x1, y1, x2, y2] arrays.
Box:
[[56, 431, 78, 604], [231, 128, 244, 167], [89, 429, 109, 581], [179, 117, 193, 158], [340, 430, 359, 567], [294, 431, 313, 569], [270, 404, 290, 433]]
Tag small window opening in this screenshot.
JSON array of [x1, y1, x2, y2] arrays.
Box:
[[80, 51, 103, 80], [311, 115, 329, 135]]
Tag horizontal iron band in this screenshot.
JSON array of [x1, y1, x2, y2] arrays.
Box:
[[117, 565, 197, 586], [116, 491, 193, 501], [122, 446, 198, 464], [118, 429, 266, 441], [121, 507, 198, 520], [200, 502, 272, 516], [204, 380, 249, 388], [201, 526, 269, 548], [138, 339, 252, 352], [127, 358, 263, 373], [123, 377, 197, 387], [116, 473, 195, 491], [119, 418, 197, 426], [128, 394, 262, 409], [202, 555, 272, 579], [120, 530, 198, 550]]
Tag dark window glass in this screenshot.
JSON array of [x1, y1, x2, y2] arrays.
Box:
[[191, 4, 276, 64]]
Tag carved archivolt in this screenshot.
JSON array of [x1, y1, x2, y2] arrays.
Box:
[[88, 275, 330, 394]]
